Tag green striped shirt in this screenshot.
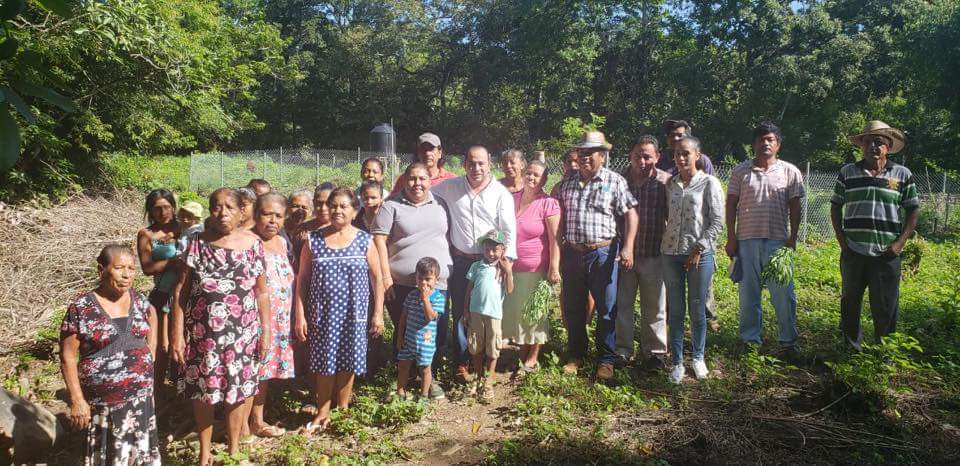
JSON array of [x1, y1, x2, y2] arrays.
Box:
[[831, 161, 919, 256]]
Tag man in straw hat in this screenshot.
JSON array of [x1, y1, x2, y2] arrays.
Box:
[[554, 130, 638, 380], [830, 120, 919, 350]]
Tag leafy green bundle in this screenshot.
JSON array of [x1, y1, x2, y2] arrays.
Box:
[[521, 280, 554, 325], [761, 247, 796, 285]]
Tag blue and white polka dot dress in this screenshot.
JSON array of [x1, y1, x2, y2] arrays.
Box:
[[306, 230, 372, 376]]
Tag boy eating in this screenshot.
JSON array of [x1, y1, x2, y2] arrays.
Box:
[[396, 257, 447, 401]]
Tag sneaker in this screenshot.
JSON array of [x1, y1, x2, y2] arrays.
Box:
[[692, 359, 709, 379], [562, 359, 581, 375], [669, 364, 685, 384], [428, 382, 445, 400], [596, 363, 615, 381]]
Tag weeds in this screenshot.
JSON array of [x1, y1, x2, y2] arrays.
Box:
[[827, 333, 927, 407]]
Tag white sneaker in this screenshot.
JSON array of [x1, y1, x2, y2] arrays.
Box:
[[692, 359, 709, 379], [669, 364, 685, 384]]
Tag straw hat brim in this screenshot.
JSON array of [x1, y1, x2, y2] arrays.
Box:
[[574, 142, 613, 151], [848, 128, 905, 154]]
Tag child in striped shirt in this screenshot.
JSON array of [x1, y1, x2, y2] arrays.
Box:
[[396, 257, 446, 400]]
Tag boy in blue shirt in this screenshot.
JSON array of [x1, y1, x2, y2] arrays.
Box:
[[465, 230, 514, 400], [396, 257, 447, 400]]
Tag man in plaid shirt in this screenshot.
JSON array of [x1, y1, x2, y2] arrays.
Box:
[[554, 131, 638, 380]]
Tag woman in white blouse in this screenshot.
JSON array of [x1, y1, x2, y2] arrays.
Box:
[[660, 136, 724, 384]]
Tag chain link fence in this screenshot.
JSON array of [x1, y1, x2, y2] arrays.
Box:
[[189, 149, 960, 240]]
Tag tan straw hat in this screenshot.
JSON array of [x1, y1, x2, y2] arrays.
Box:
[[179, 201, 204, 219], [574, 131, 612, 151], [848, 120, 905, 154]]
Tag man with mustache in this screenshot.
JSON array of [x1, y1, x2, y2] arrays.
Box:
[[830, 121, 918, 350]]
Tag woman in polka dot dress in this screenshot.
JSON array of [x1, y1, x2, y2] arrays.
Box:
[[294, 187, 385, 432]]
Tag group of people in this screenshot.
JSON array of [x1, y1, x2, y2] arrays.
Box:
[[59, 119, 919, 465]]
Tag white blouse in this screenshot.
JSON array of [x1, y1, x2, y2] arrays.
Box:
[[660, 171, 725, 256]]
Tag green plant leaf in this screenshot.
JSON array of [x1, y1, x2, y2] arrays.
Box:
[[10, 80, 76, 112], [0, 0, 23, 20], [0, 37, 18, 59], [34, 0, 72, 16], [0, 105, 21, 172], [0, 87, 36, 124]]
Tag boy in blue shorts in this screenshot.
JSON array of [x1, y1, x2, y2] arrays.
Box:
[[396, 257, 447, 400], [465, 230, 514, 400]]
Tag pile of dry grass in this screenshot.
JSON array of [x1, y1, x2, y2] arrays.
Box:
[[0, 192, 145, 352]]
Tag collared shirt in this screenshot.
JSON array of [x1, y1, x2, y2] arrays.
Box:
[[555, 167, 637, 245], [431, 176, 518, 259], [390, 167, 458, 194], [727, 159, 805, 241], [371, 192, 453, 288], [661, 171, 725, 256], [465, 260, 505, 319], [623, 167, 671, 257], [831, 160, 920, 257]]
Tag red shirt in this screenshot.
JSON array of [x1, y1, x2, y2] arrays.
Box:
[[391, 167, 458, 194]]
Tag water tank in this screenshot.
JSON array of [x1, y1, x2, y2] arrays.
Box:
[[370, 123, 395, 155]]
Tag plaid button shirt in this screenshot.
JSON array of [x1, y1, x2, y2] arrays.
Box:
[[556, 167, 637, 245], [623, 168, 671, 257]]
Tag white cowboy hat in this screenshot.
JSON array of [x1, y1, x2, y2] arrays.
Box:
[[848, 120, 905, 154]]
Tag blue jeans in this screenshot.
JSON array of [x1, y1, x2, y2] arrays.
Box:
[[663, 253, 715, 365], [438, 255, 473, 367], [737, 239, 799, 347], [561, 243, 620, 365]]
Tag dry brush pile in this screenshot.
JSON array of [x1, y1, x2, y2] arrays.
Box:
[[0, 192, 145, 353]]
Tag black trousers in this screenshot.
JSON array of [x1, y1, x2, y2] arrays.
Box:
[[839, 248, 901, 350]]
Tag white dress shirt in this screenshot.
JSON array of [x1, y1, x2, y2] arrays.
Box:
[[432, 176, 517, 259]]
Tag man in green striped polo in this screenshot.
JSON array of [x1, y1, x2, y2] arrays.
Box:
[[830, 121, 919, 350]]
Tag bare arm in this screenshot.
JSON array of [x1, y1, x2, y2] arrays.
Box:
[[60, 334, 90, 431], [374, 234, 394, 300], [887, 207, 920, 255], [146, 304, 158, 359], [137, 229, 170, 276], [255, 274, 272, 360], [367, 242, 385, 337], [545, 215, 561, 284], [724, 194, 740, 258], [830, 203, 846, 251], [169, 262, 191, 364], [619, 208, 638, 270], [293, 241, 313, 342], [787, 197, 801, 249]]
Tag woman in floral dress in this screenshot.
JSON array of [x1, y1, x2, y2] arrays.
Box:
[[60, 244, 161, 466], [171, 188, 272, 466], [248, 193, 295, 438], [294, 187, 384, 432]]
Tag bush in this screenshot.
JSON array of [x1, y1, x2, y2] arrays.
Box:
[[826, 333, 926, 407]]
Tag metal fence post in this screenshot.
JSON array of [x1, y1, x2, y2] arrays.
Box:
[[188, 153, 194, 191], [220, 152, 224, 188], [802, 162, 810, 242], [279, 146, 284, 188], [262, 150, 267, 179], [315, 152, 320, 186], [943, 173, 949, 235]]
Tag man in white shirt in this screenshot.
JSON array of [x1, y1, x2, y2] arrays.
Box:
[[431, 145, 517, 382]]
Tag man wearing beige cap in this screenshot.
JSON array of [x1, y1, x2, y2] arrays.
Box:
[[391, 132, 458, 193], [830, 121, 919, 350], [554, 130, 638, 380]]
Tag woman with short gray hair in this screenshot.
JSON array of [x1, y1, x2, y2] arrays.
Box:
[[499, 149, 527, 193]]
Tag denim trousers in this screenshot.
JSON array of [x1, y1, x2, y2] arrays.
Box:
[[737, 239, 799, 348], [438, 255, 473, 367], [840, 248, 901, 350], [663, 253, 715, 365], [615, 256, 667, 360], [561, 243, 620, 365]]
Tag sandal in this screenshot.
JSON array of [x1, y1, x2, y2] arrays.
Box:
[[253, 424, 286, 438], [302, 419, 329, 436], [520, 362, 540, 373]]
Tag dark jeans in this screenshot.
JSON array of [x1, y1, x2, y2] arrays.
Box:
[[438, 255, 473, 367], [561, 243, 620, 365], [840, 248, 901, 350]]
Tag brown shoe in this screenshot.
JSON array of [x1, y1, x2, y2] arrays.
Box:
[[596, 363, 615, 380], [562, 359, 581, 375], [455, 365, 473, 383], [708, 319, 721, 333]]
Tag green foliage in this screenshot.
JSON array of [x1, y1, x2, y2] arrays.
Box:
[[521, 280, 554, 326], [827, 333, 926, 406], [900, 237, 927, 274], [761, 247, 796, 286], [328, 393, 426, 439], [36, 307, 66, 344]]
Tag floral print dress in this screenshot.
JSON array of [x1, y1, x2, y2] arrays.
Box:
[[178, 237, 266, 405], [259, 244, 296, 380], [60, 290, 161, 466]]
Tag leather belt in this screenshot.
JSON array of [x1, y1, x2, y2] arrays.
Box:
[[567, 240, 613, 253], [451, 247, 483, 260]]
